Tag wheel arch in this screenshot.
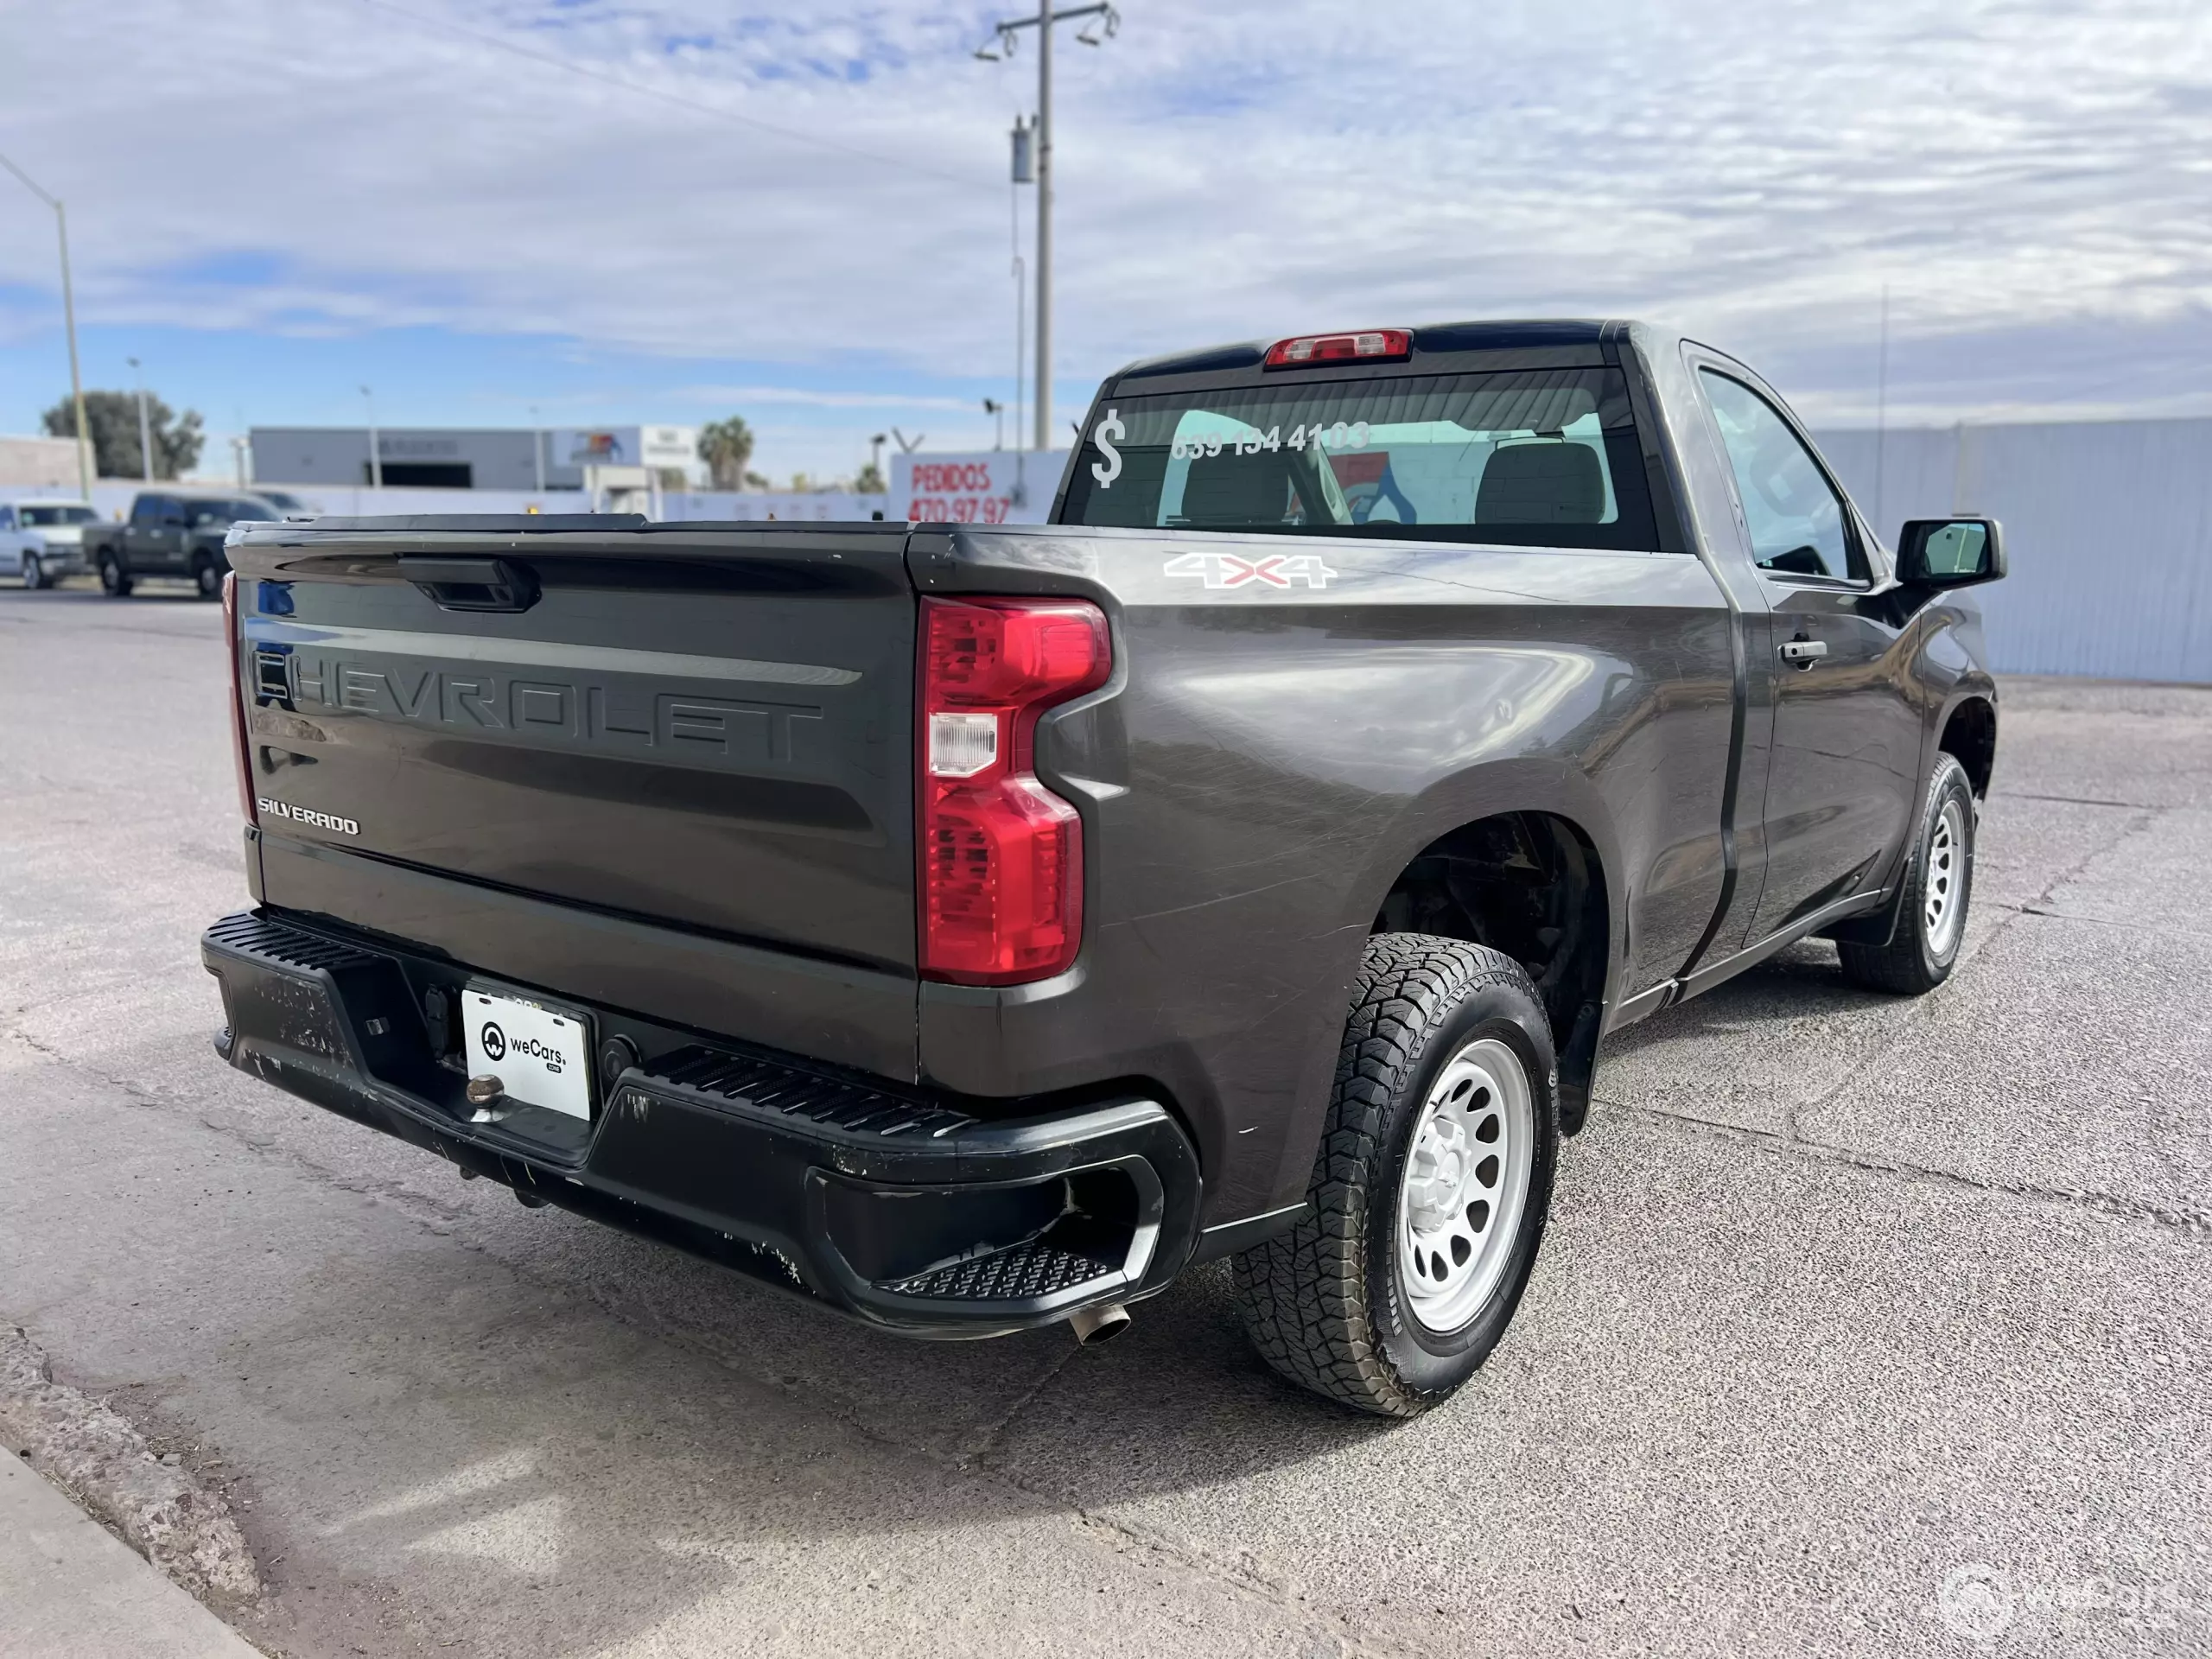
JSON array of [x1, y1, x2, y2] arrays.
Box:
[[1938, 693, 1998, 798], [1348, 764, 1621, 1135]]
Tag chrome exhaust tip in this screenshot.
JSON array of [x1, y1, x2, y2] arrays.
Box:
[[1067, 1303, 1131, 1347]]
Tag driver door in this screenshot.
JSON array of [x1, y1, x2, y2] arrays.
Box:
[[1695, 365, 1922, 943], [127, 496, 181, 570]]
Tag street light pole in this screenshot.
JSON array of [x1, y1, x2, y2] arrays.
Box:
[[129, 356, 152, 482], [976, 4, 1118, 453], [1, 153, 93, 498], [1035, 0, 1052, 452]]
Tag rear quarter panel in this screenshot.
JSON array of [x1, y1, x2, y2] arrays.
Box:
[[913, 525, 1735, 1225]]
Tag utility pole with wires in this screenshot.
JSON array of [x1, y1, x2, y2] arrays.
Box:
[[1009, 115, 1033, 450], [1872, 284, 1891, 540], [0, 153, 92, 499], [976, 3, 1119, 452]]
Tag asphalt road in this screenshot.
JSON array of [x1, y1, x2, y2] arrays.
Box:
[[3, 581, 2208, 1657]]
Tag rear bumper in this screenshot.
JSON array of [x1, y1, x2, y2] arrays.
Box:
[[201, 909, 1202, 1337]]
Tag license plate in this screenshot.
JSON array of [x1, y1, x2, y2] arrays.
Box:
[[462, 987, 592, 1120]]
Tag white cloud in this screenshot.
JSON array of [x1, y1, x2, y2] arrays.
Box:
[[3, 0, 2210, 424]]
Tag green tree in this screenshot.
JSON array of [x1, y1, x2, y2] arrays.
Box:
[[855, 460, 886, 493], [698, 415, 755, 491], [41, 389, 204, 479]]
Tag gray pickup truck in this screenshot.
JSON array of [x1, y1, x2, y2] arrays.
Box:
[[201, 320, 2003, 1415], [85, 489, 294, 599]]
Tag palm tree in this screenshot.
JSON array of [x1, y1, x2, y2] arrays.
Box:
[[699, 416, 755, 491]]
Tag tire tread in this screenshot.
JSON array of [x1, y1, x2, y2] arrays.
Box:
[[1838, 753, 1974, 995], [1233, 933, 1544, 1418]]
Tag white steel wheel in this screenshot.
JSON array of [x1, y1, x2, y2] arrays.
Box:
[[20, 553, 41, 590], [1923, 797, 1966, 955], [1396, 1035, 1535, 1335]]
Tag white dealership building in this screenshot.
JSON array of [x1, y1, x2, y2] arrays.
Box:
[[247, 425, 703, 492]]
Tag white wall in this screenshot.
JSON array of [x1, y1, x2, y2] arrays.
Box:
[[0, 436, 81, 489], [1813, 420, 2212, 683]]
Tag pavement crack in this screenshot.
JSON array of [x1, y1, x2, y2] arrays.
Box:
[[1989, 789, 2152, 810], [1594, 1097, 2212, 1238], [1768, 801, 2164, 1146], [950, 1340, 1083, 1468], [2005, 902, 2212, 942], [3, 1028, 483, 1233]]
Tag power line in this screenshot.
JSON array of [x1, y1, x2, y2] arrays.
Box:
[[353, 0, 986, 190]]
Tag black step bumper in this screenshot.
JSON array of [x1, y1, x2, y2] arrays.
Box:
[[201, 911, 1201, 1337]]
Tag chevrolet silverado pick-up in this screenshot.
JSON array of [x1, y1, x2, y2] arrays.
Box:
[[202, 320, 2004, 1415]]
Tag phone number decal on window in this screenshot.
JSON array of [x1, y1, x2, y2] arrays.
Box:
[[1171, 422, 1371, 461]]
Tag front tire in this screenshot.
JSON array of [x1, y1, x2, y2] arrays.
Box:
[[192, 552, 222, 600], [20, 552, 42, 590], [1234, 934, 1559, 1417], [98, 550, 133, 597], [1838, 752, 1976, 995]]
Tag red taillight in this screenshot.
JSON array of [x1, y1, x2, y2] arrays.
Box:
[[1263, 328, 1411, 368], [918, 597, 1109, 985], [223, 572, 257, 825]]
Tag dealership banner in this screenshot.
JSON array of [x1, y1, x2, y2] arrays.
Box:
[[546, 426, 700, 472], [893, 451, 1068, 525]]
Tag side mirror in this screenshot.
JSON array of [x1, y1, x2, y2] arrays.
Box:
[[1897, 517, 2004, 588]]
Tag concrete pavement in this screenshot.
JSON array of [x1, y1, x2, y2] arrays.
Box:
[[0, 1449, 260, 1659], [1, 583, 2207, 1656]]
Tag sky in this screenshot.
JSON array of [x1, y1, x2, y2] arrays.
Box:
[[2, 0, 2209, 486]]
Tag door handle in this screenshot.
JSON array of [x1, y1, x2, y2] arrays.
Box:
[[1779, 638, 1828, 666]]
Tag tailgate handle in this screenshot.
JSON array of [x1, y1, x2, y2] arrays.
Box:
[[399, 556, 540, 613]]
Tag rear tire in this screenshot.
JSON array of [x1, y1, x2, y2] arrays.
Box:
[[99, 550, 133, 597], [1233, 933, 1559, 1417], [1838, 752, 1975, 995]]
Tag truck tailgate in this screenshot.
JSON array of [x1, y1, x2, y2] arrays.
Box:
[[229, 522, 918, 974]]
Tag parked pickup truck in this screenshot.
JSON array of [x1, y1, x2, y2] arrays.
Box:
[[2, 498, 97, 588], [85, 488, 291, 600], [201, 320, 2003, 1415]]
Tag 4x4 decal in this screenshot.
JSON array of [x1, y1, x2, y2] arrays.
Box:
[[1163, 551, 1338, 591]]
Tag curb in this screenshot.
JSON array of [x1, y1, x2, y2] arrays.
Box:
[[0, 1325, 261, 1616]]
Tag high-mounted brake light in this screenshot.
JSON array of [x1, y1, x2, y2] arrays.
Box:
[[1263, 328, 1411, 369], [223, 572, 257, 826], [918, 597, 1110, 985]]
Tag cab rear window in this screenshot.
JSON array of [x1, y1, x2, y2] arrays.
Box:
[[1060, 366, 1657, 550]]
